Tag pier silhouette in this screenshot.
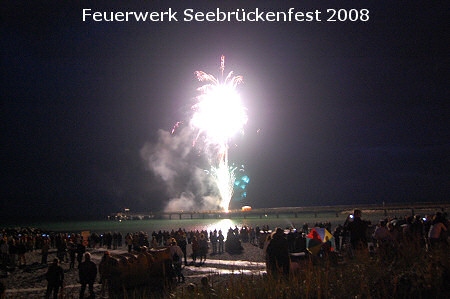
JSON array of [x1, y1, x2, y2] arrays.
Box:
[[111, 202, 450, 221]]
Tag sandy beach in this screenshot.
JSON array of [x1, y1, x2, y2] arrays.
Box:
[[1, 241, 266, 298]]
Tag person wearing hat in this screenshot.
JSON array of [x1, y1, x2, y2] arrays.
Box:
[[79, 252, 97, 299], [45, 258, 64, 299]]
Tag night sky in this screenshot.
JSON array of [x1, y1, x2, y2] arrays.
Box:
[[2, 1, 449, 222]]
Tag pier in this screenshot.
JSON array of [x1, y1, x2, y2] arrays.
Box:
[[113, 202, 450, 221]]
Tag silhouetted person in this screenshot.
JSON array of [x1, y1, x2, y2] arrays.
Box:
[[266, 227, 290, 277], [210, 230, 218, 254], [76, 242, 86, 268], [41, 239, 49, 265], [45, 258, 64, 299], [428, 212, 448, 250], [199, 234, 208, 264], [345, 209, 369, 250], [218, 230, 225, 254], [79, 252, 97, 299], [68, 239, 76, 269], [99, 251, 112, 298], [191, 236, 199, 264], [169, 239, 185, 283], [16, 239, 27, 267], [177, 234, 188, 265]]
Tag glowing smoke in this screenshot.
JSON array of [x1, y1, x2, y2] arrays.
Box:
[[141, 56, 247, 212], [140, 128, 223, 211]]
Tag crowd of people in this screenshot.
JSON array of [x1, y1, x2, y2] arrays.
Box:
[[1, 210, 448, 265], [337, 209, 449, 254], [260, 209, 449, 278], [366, 210, 448, 263], [0, 209, 448, 297]]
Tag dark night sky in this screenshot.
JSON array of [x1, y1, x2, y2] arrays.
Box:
[[1, 1, 449, 222]]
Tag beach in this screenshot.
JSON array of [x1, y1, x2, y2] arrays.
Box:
[[0, 214, 334, 298], [1, 240, 266, 298], [2, 207, 447, 298]]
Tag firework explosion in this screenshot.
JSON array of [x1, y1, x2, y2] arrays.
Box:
[[189, 56, 248, 212]]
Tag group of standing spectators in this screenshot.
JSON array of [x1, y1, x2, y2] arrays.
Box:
[[338, 209, 449, 265], [45, 252, 97, 299], [0, 233, 36, 269], [265, 227, 290, 277], [261, 208, 449, 278], [2, 210, 448, 297]]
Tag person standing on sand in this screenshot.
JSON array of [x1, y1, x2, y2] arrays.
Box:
[[79, 252, 97, 299], [177, 233, 188, 266], [428, 212, 448, 250], [191, 235, 199, 264], [45, 258, 64, 299], [41, 239, 49, 265], [263, 233, 272, 270], [218, 230, 225, 254], [266, 227, 290, 277], [16, 239, 27, 267], [198, 233, 208, 264], [76, 241, 86, 268], [169, 239, 185, 283], [210, 230, 218, 255], [126, 233, 133, 252], [345, 209, 369, 250], [99, 251, 112, 298], [68, 239, 77, 269]]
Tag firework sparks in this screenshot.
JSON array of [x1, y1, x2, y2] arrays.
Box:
[[190, 56, 248, 212]]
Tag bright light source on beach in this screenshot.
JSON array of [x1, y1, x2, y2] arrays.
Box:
[[205, 219, 235, 237]]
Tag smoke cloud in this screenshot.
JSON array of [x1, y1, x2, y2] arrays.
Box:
[[140, 127, 222, 212]]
